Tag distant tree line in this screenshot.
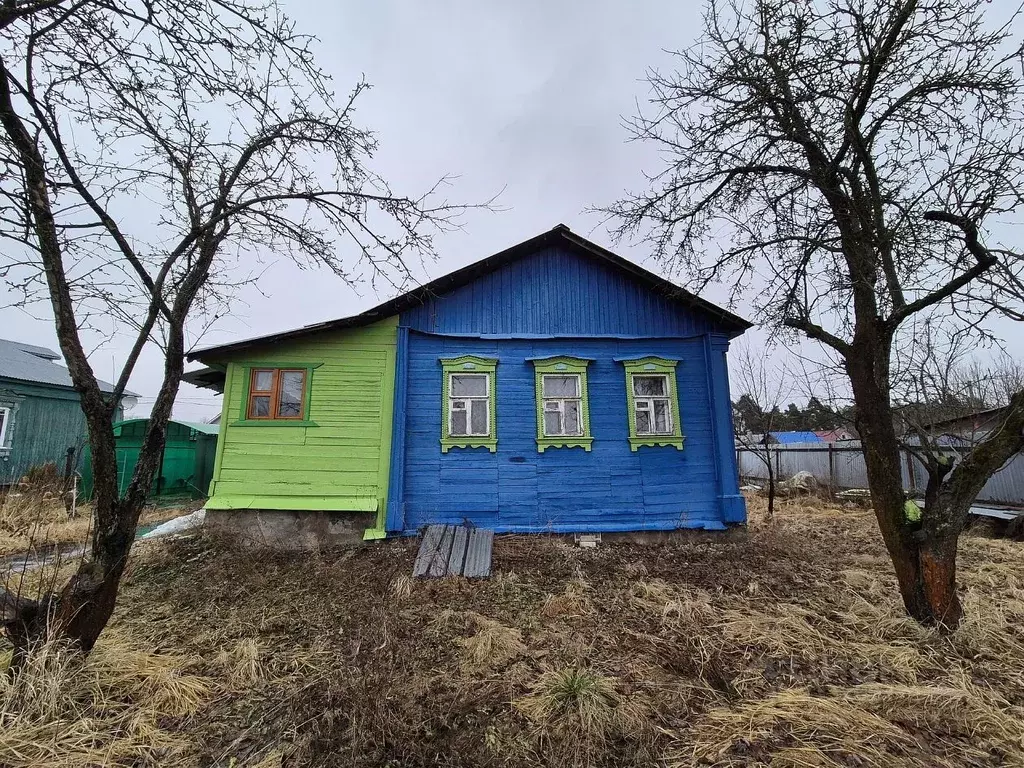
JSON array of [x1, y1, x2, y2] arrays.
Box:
[[734, 379, 1017, 438], [732, 395, 852, 435]]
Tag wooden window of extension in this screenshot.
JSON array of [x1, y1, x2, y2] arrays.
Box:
[[247, 368, 306, 420]]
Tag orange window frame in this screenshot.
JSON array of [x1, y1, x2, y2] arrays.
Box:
[[246, 368, 306, 420]]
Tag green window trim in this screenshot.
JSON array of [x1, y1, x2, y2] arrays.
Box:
[[618, 356, 684, 451], [530, 356, 593, 452], [440, 355, 498, 452], [232, 361, 323, 427]]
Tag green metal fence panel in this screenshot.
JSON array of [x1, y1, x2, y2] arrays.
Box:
[[79, 419, 218, 501]]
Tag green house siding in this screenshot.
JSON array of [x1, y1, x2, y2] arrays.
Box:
[[206, 317, 398, 524], [0, 379, 99, 485]]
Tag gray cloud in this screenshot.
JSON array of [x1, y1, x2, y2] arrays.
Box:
[[1, 1, 1018, 421]]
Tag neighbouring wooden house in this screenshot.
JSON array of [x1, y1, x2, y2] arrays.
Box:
[[186, 226, 751, 545], [0, 337, 137, 486]]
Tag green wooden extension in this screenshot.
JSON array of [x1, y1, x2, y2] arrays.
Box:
[[205, 317, 398, 535]]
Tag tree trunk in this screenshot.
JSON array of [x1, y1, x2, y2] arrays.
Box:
[[846, 354, 954, 626], [916, 522, 964, 628], [48, 343, 184, 653]]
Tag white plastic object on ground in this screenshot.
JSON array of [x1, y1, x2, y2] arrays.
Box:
[[141, 508, 206, 539]]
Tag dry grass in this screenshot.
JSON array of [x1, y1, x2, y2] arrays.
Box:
[[0, 493, 92, 557], [0, 630, 212, 767], [516, 667, 651, 766], [457, 612, 527, 671], [684, 680, 1024, 767], [1, 494, 1022, 767], [0, 493, 171, 557]]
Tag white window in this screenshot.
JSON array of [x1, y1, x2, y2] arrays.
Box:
[[632, 375, 673, 435], [0, 406, 9, 447], [541, 374, 582, 436], [448, 373, 489, 437]]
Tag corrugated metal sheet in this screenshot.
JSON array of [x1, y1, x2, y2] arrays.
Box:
[[402, 245, 721, 337], [738, 441, 1024, 506], [0, 338, 123, 392], [771, 431, 824, 444], [413, 524, 494, 578], [80, 419, 218, 499], [976, 453, 1024, 505]]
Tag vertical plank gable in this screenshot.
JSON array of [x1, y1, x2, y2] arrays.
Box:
[[402, 246, 718, 337]]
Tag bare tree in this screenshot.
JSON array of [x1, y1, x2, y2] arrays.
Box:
[[732, 343, 790, 517], [896, 320, 1024, 518], [607, 0, 1024, 629], [0, 1, 474, 654]]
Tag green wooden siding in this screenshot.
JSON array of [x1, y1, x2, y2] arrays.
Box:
[[206, 317, 398, 526], [0, 379, 102, 485]]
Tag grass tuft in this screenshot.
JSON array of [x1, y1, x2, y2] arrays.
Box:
[[458, 613, 527, 671], [517, 667, 650, 766]]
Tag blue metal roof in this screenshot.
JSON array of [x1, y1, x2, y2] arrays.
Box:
[[771, 431, 825, 444]]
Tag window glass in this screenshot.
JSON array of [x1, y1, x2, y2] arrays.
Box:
[[543, 375, 578, 398], [253, 370, 274, 391], [653, 400, 671, 433], [246, 368, 307, 420], [621, 359, 682, 448], [470, 400, 488, 434], [543, 409, 561, 435], [451, 405, 468, 435], [441, 358, 498, 450], [540, 374, 583, 437], [563, 400, 581, 434], [636, 407, 652, 434], [451, 374, 487, 397], [633, 375, 667, 396], [278, 370, 304, 417], [0, 407, 7, 444], [632, 374, 673, 436]]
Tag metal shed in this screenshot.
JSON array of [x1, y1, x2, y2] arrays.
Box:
[[81, 419, 219, 500]]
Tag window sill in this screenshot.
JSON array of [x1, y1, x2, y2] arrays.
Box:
[[629, 436, 684, 451], [230, 419, 319, 427], [537, 437, 593, 452], [441, 438, 497, 453]]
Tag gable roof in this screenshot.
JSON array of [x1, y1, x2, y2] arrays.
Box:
[[0, 337, 133, 395], [187, 225, 751, 364]]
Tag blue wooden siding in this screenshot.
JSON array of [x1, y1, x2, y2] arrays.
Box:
[[402, 245, 719, 337], [392, 333, 731, 534]]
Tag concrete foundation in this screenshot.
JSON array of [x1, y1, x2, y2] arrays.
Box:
[[205, 509, 374, 550]]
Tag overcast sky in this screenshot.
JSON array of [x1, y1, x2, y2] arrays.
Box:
[[0, 1, 1019, 421]]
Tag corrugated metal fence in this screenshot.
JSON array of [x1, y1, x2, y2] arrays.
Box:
[[737, 441, 1024, 506]]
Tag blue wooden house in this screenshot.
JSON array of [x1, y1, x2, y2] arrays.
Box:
[[187, 225, 751, 540]]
